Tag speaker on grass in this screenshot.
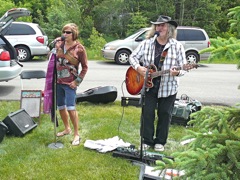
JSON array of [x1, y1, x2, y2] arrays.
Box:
[[3, 109, 37, 137], [0, 122, 8, 143]]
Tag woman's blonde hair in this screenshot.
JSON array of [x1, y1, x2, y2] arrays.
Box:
[[146, 24, 177, 39], [62, 23, 79, 40]]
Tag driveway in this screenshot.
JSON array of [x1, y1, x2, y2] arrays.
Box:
[[0, 60, 239, 107]]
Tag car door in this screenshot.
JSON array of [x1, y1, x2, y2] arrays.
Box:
[[0, 8, 31, 33]]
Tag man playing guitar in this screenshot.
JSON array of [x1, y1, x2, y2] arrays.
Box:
[[129, 15, 187, 152]]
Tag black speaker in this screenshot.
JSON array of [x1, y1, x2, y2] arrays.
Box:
[[0, 122, 8, 143], [3, 109, 37, 137]]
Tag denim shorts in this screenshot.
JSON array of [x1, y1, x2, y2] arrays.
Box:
[[57, 84, 76, 110]]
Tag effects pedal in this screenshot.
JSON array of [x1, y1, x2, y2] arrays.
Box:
[[112, 146, 174, 165]]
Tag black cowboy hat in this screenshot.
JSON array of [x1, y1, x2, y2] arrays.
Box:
[[151, 15, 178, 28]]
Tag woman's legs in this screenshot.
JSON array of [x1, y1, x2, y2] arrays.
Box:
[[57, 84, 79, 144], [68, 110, 79, 141], [59, 108, 71, 133]]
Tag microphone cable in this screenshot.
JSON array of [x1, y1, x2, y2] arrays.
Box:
[[117, 79, 126, 138]]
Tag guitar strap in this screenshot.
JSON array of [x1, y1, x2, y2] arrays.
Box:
[[154, 41, 169, 71], [159, 47, 169, 69]]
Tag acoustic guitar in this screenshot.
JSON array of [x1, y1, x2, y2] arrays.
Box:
[[125, 64, 198, 95]]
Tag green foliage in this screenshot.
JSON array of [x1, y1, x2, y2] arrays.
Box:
[[172, 105, 240, 179], [87, 27, 107, 58], [127, 11, 148, 36], [92, 0, 131, 38], [200, 6, 240, 71], [228, 6, 240, 38], [200, 37, 240, 69], [181, 0, 222, 37], [0, 0, 15, 16], [40, 2, 68, 40]]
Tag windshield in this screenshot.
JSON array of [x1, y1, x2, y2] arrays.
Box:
[[125, 28, 147, 40]]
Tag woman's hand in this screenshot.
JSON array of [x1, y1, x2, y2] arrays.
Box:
[[55, 37, 64, 49], [69, 81, 78, 89]]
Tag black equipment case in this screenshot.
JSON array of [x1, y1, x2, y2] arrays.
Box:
[[121, 94, 202, 126], [76, 86, 117, 104], [171, 94, 202, 126]]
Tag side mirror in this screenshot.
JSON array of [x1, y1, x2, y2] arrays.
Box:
[[135, 37, 144, 42]]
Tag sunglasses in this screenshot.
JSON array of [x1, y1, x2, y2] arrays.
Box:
[[63, 31, 72, 34]]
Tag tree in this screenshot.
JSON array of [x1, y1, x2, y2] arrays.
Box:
[[200, 6, 240, 70], [13, 0, 50, 24], [92, 0, 131, 38], [180, 0, 222, 37], [173, 106, 240, 179], [127, 11, 148, 36], [228, 6, 240, 38], [87, 27, 107, 58], [0, 0, 16, 16]]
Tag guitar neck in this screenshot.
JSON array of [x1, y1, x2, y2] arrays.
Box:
[[151, 67, 182, 78]]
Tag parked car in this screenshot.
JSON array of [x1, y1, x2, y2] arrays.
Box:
[[1, 21, 50, 62], [0, 8, 30, 82], [101, 26, 211, 65]]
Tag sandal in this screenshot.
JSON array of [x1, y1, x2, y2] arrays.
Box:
[[72, 136, 80, 146], [56, 130, 72, 137]]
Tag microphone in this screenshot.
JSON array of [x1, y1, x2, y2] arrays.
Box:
[[153, 31, 160, 41], [50, 35, 65, 45]]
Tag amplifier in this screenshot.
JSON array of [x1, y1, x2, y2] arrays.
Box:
[[121, 97, 142, 107]]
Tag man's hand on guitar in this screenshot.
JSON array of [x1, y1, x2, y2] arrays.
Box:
[[137, 66, 148, 77], [170, 67, 180, 76]]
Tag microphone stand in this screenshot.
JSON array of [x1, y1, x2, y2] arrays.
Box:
[[139, 66, 151, 162], [47, 42, 64, 149], [139, 37, 156, 162]]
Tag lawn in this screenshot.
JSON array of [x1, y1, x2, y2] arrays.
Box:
[[0, 100, 191, 180]]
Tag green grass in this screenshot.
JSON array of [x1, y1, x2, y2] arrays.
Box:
[[0, 100, 191, 180]]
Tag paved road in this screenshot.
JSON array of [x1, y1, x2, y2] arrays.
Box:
[[0, 60, 240, 106]]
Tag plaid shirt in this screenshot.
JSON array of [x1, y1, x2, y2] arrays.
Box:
[[129, 38, 187, 98]]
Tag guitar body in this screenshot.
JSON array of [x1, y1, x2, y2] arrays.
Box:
[[125, 65, 157, 95], [125, 67, 144, 95]]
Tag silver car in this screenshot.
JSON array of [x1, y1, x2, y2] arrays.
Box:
[[0, 8, 30, 82], [102, 26, 210, 65]]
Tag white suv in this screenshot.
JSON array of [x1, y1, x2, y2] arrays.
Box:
[[2, 22, 50, 62], [102, 26, 210, 65]]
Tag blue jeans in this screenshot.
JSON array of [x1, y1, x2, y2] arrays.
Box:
[[57, 84, 76, 110]]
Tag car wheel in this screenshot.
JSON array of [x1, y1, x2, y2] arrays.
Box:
[[186, 51, 199, 64], [115, 50, 130, 65], [17, 46, 31, 62]]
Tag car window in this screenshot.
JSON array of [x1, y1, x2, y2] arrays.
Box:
[[37, 25, 47, 35], [3, 24, 36, 35], [137, 31, 147, 40], [177, 29, 206, 41], [176, 29, 185, 41], [0, 37, 5, 45], [125, 28, 147, 40]]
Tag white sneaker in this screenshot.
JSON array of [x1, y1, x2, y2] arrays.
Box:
[[139, 144, 150, 150], [154, 144, 164, 151]]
